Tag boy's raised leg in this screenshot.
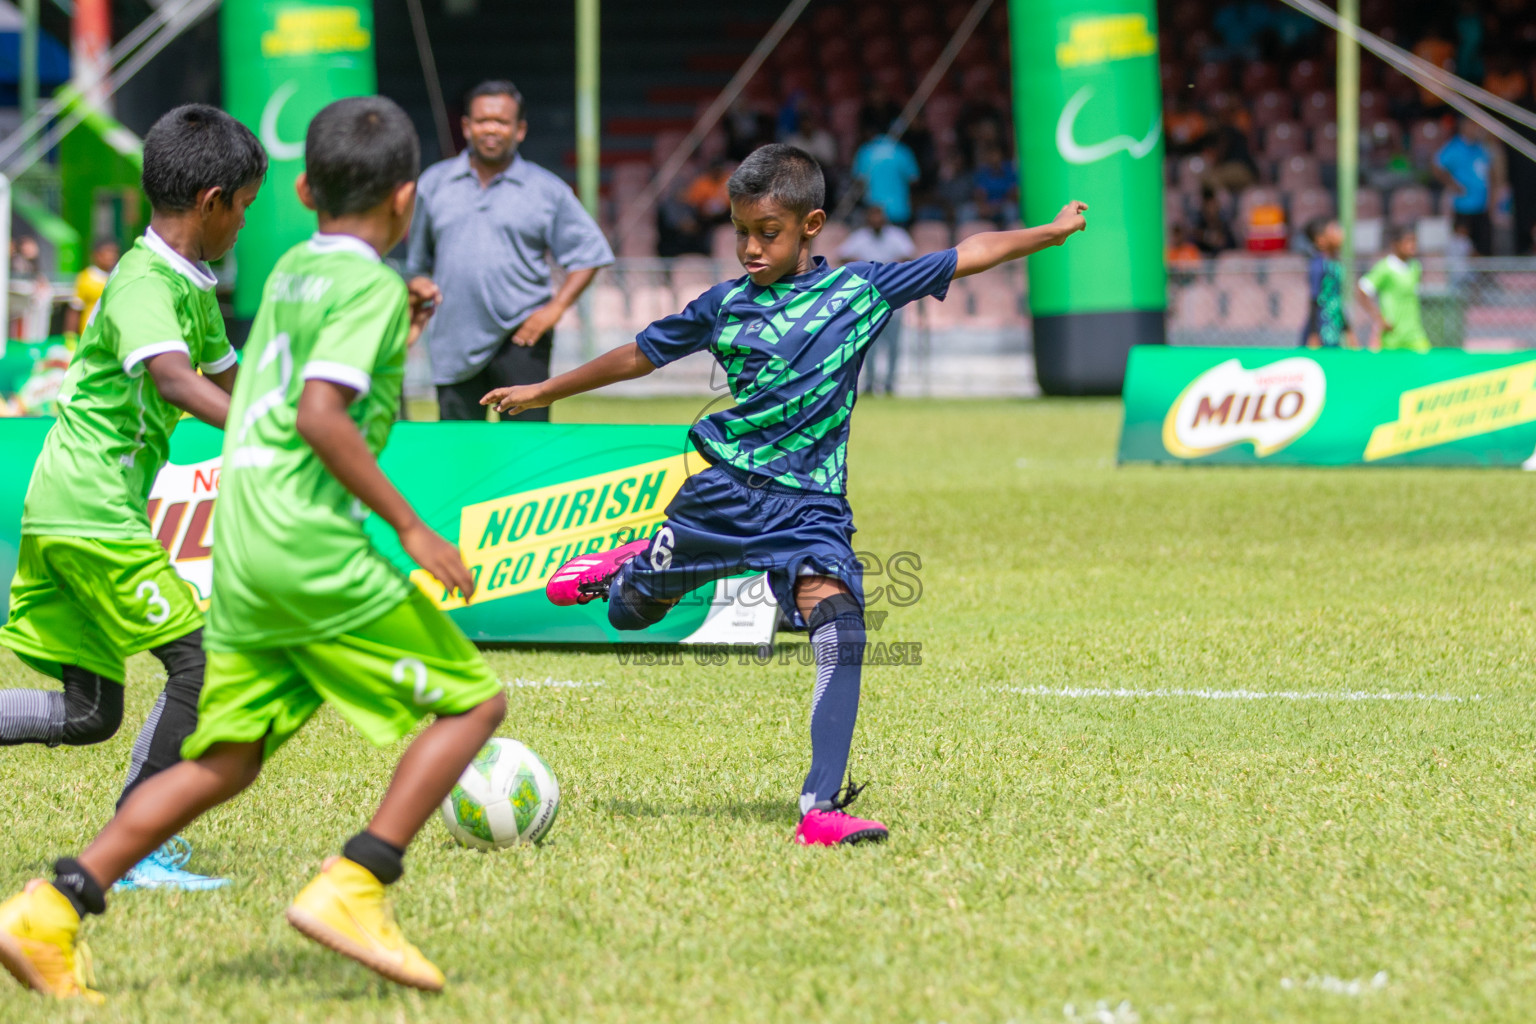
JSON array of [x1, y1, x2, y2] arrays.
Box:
[[286, 693, 506, 993]]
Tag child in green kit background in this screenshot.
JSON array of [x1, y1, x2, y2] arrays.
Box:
[[0, 105, 266, 892], [0, 95, 506, 1002], [1358, 224, 1431, 353]]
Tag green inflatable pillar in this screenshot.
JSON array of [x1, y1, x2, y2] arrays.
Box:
[[221, 0, 377, 318], [1010, 0, 1166, 395]]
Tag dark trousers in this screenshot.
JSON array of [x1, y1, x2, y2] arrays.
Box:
[[1454, 211, 1493, 256], [436, 328, 553, 422]]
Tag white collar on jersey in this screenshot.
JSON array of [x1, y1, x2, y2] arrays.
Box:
[[142, 227, 218, 291], [1385, 253, 1411, 273], [308, 232, 382, 263]]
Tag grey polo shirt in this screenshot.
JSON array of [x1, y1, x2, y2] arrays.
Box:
[[405, 151, 614, 385]]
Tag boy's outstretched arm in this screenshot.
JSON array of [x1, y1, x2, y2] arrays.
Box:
[[146, 351, 234, 428], [953, 201, 1089, 279], [296, 378, 474, 599], [481, 341, 656, 416]]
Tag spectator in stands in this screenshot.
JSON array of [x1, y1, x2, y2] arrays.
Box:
[[859, 83, 903, 138], [836, 204, 914, 396], [1412, 25, 1456, 112], [916, 149, 976, 224], [1193, 192, 1236, 255], [1358, 224, 1430, 353], [684, 158, 734, 229], [65, 237, 119, 336], [852, 128, 920, 226], [1165, 95, 1211, 156], [657, 174, 710, 257], [1166, 223, 1203, 283], [971, 143, 1019, 227], [784, 105, 837, 170], [1363, 123, 1419, 192], [1434, 117, 1495, 255], [1200, 107, 1257, 192], [957, 92, 1007, 168], [725, 96, 775, 160], [407, 79, 614, 422], [1301, 217, 1354, 349]]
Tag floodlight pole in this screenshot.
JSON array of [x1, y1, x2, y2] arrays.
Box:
[[20, 0, 38, 164], [1337, 0, 1359, 303], [575, 0, 600, 360]]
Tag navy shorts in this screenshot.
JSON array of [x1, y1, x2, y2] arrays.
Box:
[[617, 463, 863, 630]]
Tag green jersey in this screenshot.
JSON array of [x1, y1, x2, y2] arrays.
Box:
[[206, 234, 411, 652], [21, 229, 235, 537], [1361, 254, 1430, 353]]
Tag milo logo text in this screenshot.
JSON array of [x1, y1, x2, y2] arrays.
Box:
[[1163, 357, 1326, 458]]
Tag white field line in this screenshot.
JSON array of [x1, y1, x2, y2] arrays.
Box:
[[1003, 685, 1480, 704], [504, 677, 606, 689]]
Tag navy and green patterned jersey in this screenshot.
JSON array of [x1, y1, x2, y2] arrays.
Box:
[[1303, 252, 1347, 347], [636, 251, 957, 494]]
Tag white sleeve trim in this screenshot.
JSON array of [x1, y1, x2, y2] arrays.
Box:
[[122, 339, 190, 377], [302, 360, 373, 399], [201, 347, 239, 374], [1358, 277, 1378, 297]]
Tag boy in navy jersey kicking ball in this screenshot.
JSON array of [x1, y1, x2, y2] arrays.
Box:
[[483, 144, 1086, 844]]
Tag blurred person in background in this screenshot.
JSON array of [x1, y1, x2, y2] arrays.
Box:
[[407, 80, 613, 422], [858, 83, 903, 139], [1193, 191, 1236, 255], [971, 143, 1019, 227], [65, 238, 120, 336], [1200, 107, 1258, 192], [684, 158, 735, 230], [920, 150, 978, 224], [784, 106, 840, 206], [1358, 224, 1430, 353], [852, 128, 920, 226], [1435, 117, 1495, 255], [836, 204, 914, 396], [1301, 217, 1354, 349], [1166, 222, 1203, 284]]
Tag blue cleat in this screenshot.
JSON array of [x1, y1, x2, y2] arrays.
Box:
[[112, 836, 229, 892]]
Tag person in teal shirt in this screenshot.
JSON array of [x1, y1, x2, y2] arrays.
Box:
[[1358, 225, 1431, 353]]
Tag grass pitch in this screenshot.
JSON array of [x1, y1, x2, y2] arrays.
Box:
[[2, 396, 1534, 1023]]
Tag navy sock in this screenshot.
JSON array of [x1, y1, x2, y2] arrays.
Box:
[[607, 567, 670, 631], [52, 857, 106, 917], [342, 831, 405, 886], [799, 594, 866, 814]]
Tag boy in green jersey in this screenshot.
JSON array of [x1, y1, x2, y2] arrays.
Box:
[[0, 97, 506, 1000], [0, 105, 265, 890], [1358, 224, 1431, 353]]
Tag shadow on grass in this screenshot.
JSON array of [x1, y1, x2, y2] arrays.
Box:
[[597, 797, 795, 825], [198, 945, 398, 1000]]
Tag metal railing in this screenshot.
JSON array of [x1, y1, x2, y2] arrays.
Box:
[[1167, 255, 1536, 350]]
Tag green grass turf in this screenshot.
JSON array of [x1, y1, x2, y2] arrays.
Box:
[[3, 396, 1535, 1023]]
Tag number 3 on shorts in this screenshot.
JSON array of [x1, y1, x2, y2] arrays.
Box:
[[136, 580, 170, 625]]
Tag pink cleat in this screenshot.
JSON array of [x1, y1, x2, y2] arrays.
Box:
[[794, 781, 888, 846], [545, 538, 652, 606]]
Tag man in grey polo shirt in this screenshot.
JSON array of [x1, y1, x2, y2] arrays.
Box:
[[407, 80, 613, 421]]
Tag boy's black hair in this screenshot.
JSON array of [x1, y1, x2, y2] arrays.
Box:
[[90, 237, 118, 252], [141, 104, 267, 213], [465, 79, 525, 119], [1304, 216, 1334, 245], [727, 144, 825, 218], [304, 96, 421, 218], [1386, 222, 1417, 246]]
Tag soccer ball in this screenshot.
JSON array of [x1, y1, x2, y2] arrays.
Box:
[[440, 738, 560, 850]]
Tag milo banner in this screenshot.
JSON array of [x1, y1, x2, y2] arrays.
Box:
[[222, 0, 376, 318], [0, 421, 778, 645], [1120, 346, 1536, 466], [1010, 0, 1166, 396]]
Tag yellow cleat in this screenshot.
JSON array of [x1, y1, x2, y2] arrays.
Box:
[[285, 857, 445, 992], [0, 880, 104, 1003]]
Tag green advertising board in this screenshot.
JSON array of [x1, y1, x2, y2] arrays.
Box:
[[221, 0, 377, 318], [1120, 346, 1536, 466], [0, 421, 776, 645], [1010, 0, 1166, 395]]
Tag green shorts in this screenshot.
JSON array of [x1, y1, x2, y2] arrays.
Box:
[[185, 587, 502, 761], [0, 534, 203, 682]]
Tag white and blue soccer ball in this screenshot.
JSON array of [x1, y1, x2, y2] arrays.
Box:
[[440, 738, 560, 850]]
